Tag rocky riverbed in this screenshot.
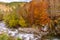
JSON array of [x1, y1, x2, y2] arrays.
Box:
[[0, 21, 60, 40], [0, 21, 41, 40]]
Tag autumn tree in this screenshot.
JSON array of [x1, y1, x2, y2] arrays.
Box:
[[26, 0, 51, 26]]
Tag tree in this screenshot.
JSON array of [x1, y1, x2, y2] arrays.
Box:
[[26, 0, 51, 26]]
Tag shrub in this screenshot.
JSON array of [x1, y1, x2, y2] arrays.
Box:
[[17, 37, 22, 40], [19, 16, 27, 27], [0, 33, 22, 40], [3, 12, 27, 28], [0, 13, 3, 21], [0, 33, 8, 40], [3, 13, 19, 28]]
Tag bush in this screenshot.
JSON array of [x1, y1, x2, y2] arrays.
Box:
[[0, 33, 22, 40], [0, 33, 8, 40], [17, 37, 22, 40], [3, 13, 19, 28], [0, 13, 3, 21], [3, 12, 27, 28], [19, 16, 27, 27], [57, 18, 60, 25]]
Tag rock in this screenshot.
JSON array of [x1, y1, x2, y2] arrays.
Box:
[[18, 28, 40, 34]]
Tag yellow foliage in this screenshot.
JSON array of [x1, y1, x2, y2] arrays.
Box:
[[8, 20, 18, 27], [3, 13, 19, 28], [19, 16, 27, 27]]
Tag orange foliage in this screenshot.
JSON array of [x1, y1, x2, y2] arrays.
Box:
[[27, 0, 51, 26]]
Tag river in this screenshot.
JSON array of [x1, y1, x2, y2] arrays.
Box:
[[0, 21, 60, 40]]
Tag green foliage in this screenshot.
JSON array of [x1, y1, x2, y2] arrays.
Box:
[[8, 19, 18, 27], [2, 2, 27, 28], [57, 18, 60, 25], [0, 13, 3, 21], [0, 2, 28, 28], [17, 37, 22, 40], [19, 16, 27, 27], [0, 33, 8, 40], [3, 13, 19, 28], [3, 12, 27, 28], [0, 33, 22, 40]]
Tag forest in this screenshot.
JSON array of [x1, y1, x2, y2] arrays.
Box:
[[0, 0, 60, 40]]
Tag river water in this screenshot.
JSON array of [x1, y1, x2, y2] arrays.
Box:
[[0, 21, 60, 40], [0, 21, 39, 40]]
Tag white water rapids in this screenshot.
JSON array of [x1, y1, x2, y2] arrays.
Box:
[[0, 21, 39, 40], [0, 21, 60, 40]]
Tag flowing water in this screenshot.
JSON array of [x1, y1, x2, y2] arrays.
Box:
[[0, 21, 60, 40], [0, 21, 39, 40]]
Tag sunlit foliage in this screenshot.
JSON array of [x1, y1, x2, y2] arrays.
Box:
[[26, 0, 50, 26], [3, 13, 19, 28], [17, 6, 28, 27], [0, 33, 21, 40], [0, 1, 51, 28], [3, 12, 27, 28], [19, 16, 27, 27], [0, 33, 8, 40], [0, 13, 3, 21]]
